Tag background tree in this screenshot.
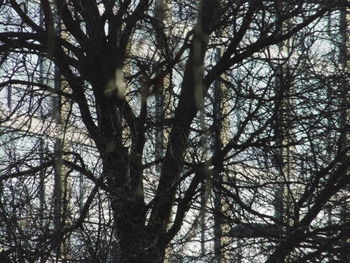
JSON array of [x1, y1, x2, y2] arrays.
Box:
[[0, 1, 349, 263]]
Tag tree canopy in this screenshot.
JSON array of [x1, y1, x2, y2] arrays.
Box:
[[0, 0, 350, 262]]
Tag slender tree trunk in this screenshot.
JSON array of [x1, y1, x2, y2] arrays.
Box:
[[338, 2, 350, 261]]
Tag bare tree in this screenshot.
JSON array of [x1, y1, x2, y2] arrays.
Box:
[[0, 1, 349, 263]]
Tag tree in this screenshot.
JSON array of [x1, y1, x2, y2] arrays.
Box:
[[0, 1, 349, 263]]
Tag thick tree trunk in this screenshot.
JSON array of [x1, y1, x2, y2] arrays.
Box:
[[102, 148, 167, 263], [111, 197, 166, 263]]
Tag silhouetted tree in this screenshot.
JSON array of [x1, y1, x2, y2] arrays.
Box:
[[1, 1, 349, 263]]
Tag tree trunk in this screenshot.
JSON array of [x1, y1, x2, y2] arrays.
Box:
[[102, 148, 168, 263], [111, 195, 166, 263]]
